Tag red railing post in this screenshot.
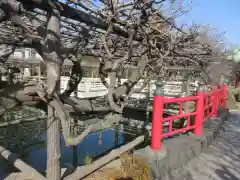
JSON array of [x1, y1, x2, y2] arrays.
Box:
[[151, 80, 164, 150], [217, 84, 223, 108], [218, 82, 227, 108], [217, 84, 221, 108], [211, 89, 217, 117], [194, 86, 205, 136], [151, 95, 164, 150]]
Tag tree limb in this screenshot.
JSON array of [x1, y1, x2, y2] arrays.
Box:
[[64, 135, 145, 180], [0, 145, 47, 180]]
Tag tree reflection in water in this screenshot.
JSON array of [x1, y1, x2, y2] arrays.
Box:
[[0, 107, 137, 178]]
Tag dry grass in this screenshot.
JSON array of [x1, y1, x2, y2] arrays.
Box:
[[119, 152, 152, 180], [84, 152, 152, 180]]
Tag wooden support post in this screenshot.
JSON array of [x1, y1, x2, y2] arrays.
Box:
[[146, 82, 151, 122], [114, 125, 119, 146], [72, 115, 78, 168], [181, 73, 191, 112], [47, 68, 61, 180], [37, 65, 41, 82], [47, 106, 61, 180], [97, 131, 103, 145], [72, 146, 78, 168]]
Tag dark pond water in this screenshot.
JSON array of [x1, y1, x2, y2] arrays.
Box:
[[0, 104, 185, 178], [0, 118, 136, 178]]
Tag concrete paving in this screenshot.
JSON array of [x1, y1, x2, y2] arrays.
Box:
[[175, 112, 240, 180]]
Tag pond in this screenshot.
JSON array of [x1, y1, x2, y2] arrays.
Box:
[[0, 104, 186, 178], [0, 107, 138, 179]]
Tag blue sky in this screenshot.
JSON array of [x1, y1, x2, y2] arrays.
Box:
[[64, 0, 239, 49], [175, 0, 240, 49]]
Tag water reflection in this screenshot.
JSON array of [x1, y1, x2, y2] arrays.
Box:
[[0, 120, 133, 178], [27, 128, 125, 171], [0, 106, 148, 178], [1, 106, 45, 122]]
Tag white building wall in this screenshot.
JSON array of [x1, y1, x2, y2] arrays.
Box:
[[13, 51, 24, 58], [10, 49, 199, 99], [58, 77, 198, 99]]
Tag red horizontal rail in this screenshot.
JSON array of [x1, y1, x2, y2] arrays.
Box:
[[151, 84, 228, 151], [163, 112, 197, 122], [164, 96, 199, 104], [204, 104, 211, 110], [204, 88, 222, 97], [162, 125, 196, 138]]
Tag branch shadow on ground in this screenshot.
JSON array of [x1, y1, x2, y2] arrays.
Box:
[[171, 112, 240, 180]]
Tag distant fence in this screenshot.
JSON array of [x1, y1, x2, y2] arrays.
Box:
[[151, 84, 227, 150], [59, 76, 199, 98]]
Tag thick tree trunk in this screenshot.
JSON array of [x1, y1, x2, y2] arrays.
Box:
[[44, 6, 62, 180], [47, 105, 61, 180]]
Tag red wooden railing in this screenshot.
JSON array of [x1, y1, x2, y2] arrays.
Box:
[[151, 84, 228, 150]]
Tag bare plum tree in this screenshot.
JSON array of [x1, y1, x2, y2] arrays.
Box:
[[0, 0, 232, 180]]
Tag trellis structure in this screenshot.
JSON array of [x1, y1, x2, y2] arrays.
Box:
[[0, 0, 234, 180]]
